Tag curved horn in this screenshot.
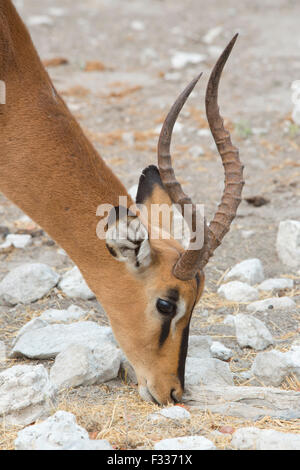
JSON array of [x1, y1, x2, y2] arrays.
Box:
[[173, 34, 244, 280], [157, 72, 202, 215]]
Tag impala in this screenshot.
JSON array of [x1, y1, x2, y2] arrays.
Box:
[[0, 0, 244, 405]]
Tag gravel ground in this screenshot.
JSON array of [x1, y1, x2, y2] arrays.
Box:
[[0, 0, 299, 450]]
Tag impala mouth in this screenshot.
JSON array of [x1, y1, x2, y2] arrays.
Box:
[[138, 384, 160, 405]]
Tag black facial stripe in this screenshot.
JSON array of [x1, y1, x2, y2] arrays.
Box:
[[158, 288, 179, 348], [177, 277, 200, 389], [177, 318, 191, 389], [159, 317, 172, 347]]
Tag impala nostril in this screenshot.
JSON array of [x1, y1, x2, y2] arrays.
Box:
[[170, 388, 180, 404]]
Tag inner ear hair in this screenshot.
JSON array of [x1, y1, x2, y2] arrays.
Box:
[[105, 205, 152, 270]]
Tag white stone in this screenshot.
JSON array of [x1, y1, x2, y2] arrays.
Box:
[[224, 258, 265, 285], [189, 145, 204, 158], [10, 321, 113, 359], [234, 314, 273, 350], [27, 15, 53, 26], [187, 335, 212, 358], [58, 267, 95, 300], [122, 131, 135, 146], [218, 281, 259, 302], [171, 51, 206, 69], [40, 304, 87, 323], [276, 220, 300, 268], [0, 263, 60, 306], [241, 230, 255, 239], [207, 45, 223, 58], [0, 239, 12, 250], [246, 296, 296, 313], [50, 343, 122, 389], [6, 234, 32, 248], [223, 314, 236, 327], [0, 341, 6, 363], [0, 365, 56, 426], [154, 435, 216, 450], [15, 411, 113, 450], [210, 341, 233, 361], [130, 20, 145, 31], [203, 26, 223, 44], [12, 318, 49, 346], [164, 72, 181, 81], [185, 357, 234, 386], [197, 129, 211, 137], [258, 278, 294, 292], [251, 350, 291, 386], [231, 427, 300, 450], [149, 406, 191, 422]]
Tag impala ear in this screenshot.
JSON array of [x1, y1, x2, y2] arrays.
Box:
[[136, 165, 174, 236], [105, 206, 152, 270]]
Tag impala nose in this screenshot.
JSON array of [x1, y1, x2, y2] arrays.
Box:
[[170, 386, 183, 404]]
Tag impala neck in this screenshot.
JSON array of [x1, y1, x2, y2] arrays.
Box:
[[0, 0, 136, 306]]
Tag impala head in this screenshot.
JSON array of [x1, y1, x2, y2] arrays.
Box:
[[104, 35, 244, 404]]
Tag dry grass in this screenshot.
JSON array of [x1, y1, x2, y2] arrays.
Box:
[[2, 380, 299, 450]]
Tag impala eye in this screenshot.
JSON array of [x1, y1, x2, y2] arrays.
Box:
[[156, 298, 177, 316]]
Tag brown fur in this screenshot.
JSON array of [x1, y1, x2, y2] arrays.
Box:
[[0, 0, 204, 404]]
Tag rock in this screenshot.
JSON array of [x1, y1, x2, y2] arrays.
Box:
[[187, 335, 212, 358], [184, 385, 300, 420], [0, 263, 59, 306], [234, 314, 273, 350], [149, 406, 191, 422], [50, 343, 122, 389], [276, 220, 300, 268], [12, 318, 49, 346], [27, 15, 54, 26], [224, 258, 264, 285], [40, 304, 87, 323], [154, 435, 216, 450], [15, 411, 113, 450], [231, 427, 300, 450], [0, 341, 6, 363], [246, 297, 296, 313], [218, 281, 259, 302], [251, 350, 291, 386], [223, 314, 236, 327], [258, 278, 294, 292], [210, 341, 233, 361], [251, 348, 300, 386], [241, 230, 255, 239], [203, 26, 223, 44], [0, 365, 56, 426], [58, 267, 95, 300], [10, 321, 113, 359], [130, 20, 145, 31], [185, 357, 234, 386], [122, 131, 135, 146], [6, 234, 32, 248], [189, 145, 204, 158], [171, 51, 206, 69]]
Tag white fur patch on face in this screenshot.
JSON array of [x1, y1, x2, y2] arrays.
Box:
[[171, 298, 186, 337], [138, 385, 155, 403]]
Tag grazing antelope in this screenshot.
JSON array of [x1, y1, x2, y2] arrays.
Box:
[[0, 0, 243, 405]]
